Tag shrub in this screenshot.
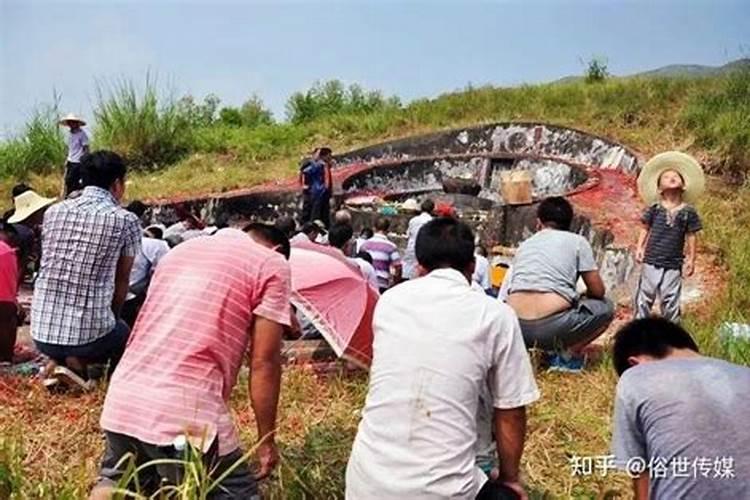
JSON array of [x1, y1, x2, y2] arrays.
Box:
[[239, 95, 274, 128], [219, 107, 243, 127], [584, 56, 609, 83], [177, 94, 221, 127], [218, 96, 274, 128], [286, 80, 401, 124]]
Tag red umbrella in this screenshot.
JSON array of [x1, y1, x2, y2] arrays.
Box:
[[288, 241, 378, 368]]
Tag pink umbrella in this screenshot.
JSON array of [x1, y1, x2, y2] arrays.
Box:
[[288, 241, 378, 368]]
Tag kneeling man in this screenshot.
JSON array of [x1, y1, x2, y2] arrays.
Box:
[[346, 218, 540, 499]]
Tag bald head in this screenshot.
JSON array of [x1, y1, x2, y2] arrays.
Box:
[[334, 209, 352, 225]]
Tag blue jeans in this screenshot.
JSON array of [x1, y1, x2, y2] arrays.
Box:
[[35, 319, 130, 373]]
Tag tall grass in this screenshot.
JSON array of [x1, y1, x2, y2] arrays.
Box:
[[685, 184, 750, 365], [94, 77, 193, 170], [681, 67, 750, 181], [0, 104, 66, 180], [3, 73, 748, 195]]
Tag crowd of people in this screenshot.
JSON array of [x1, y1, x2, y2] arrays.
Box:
[[0, 121, 747, 500]]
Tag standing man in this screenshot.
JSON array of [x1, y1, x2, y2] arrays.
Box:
[[360, 217, 402, 293], [92, 224, 291, 499], [32, 151, 141, 389], [59, 113, 90, 196], [347, 218, 540, 499], [610, 317, 750, 500], [299, 147, 334, 227], [402, 199, 434, 279]]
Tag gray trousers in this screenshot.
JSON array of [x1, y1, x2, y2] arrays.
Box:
[[634, 263, 682, 323]]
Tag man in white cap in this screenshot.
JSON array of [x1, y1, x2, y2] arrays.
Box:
[[59, 113, 90, 196]]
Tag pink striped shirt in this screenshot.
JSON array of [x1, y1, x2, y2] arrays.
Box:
[[100, 230, 291, 456]]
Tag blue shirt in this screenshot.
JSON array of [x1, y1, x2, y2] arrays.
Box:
[[302, 160, 328, 197]]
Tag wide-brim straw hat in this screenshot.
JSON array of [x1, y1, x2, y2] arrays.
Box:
[[7, 191, 56, 224], [58, 113, 86, 126], [637, 151, 705, 205]]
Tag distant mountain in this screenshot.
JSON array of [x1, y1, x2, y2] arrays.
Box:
[[554, 58, 750, 83], [636, 58, 750, 77]]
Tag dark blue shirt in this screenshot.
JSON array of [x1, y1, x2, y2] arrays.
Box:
[[302, 160, 328, 198], [642, 203, 702, 270]]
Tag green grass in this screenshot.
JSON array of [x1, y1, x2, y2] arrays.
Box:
[[3, 70, 749, 206], [0, 105, 66, 180]]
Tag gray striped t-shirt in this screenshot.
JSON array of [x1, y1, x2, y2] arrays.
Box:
[[642, 204, 702, 270]]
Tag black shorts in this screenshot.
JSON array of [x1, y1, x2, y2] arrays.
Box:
[[95, 431, 258, 499]]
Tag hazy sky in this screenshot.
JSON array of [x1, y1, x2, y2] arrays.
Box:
[[1, 0, 748, 133]]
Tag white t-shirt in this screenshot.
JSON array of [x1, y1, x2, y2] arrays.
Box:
[[402, 212, 432, 279], [472, 253, 491, 290], [67, 128, 89, 163], [349, 257, 380, 291], [346, 268, 540, 499], [128, 237, 170, 298]]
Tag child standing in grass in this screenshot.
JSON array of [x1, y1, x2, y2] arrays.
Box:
[[634, 151, 705, 323]]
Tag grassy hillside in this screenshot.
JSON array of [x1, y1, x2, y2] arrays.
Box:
[[1, 68, 748, 205]]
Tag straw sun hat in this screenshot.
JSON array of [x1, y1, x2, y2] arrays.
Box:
[[7, 191, 56, 224], [637, 151, 705, 205], [58, 113, 86, 126]]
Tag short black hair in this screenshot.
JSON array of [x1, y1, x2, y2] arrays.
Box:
[[537, 196, 574, 231], [243, 222, 291, 260], [475, 245, 487, 257], [416, 217, 475, 273], [328, 223, 354, 250], [374, 217, 390, 232], [125, 200, 148, 218], [12, 183, 32, 198], [300, 222, 320, 237], [612, 317, 700, 376], [145, 226, 163, 239], [318, 147, 332, 158], [360, 227, 373, 239], [274, 216, 297, 238], [421, 199, 435, 214], [81, 151, 127, 189], [356, 250, 373, 264]]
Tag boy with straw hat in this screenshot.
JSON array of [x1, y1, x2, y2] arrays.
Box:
[[59, 113, 90, 196], [634, 151, 705, 323]]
